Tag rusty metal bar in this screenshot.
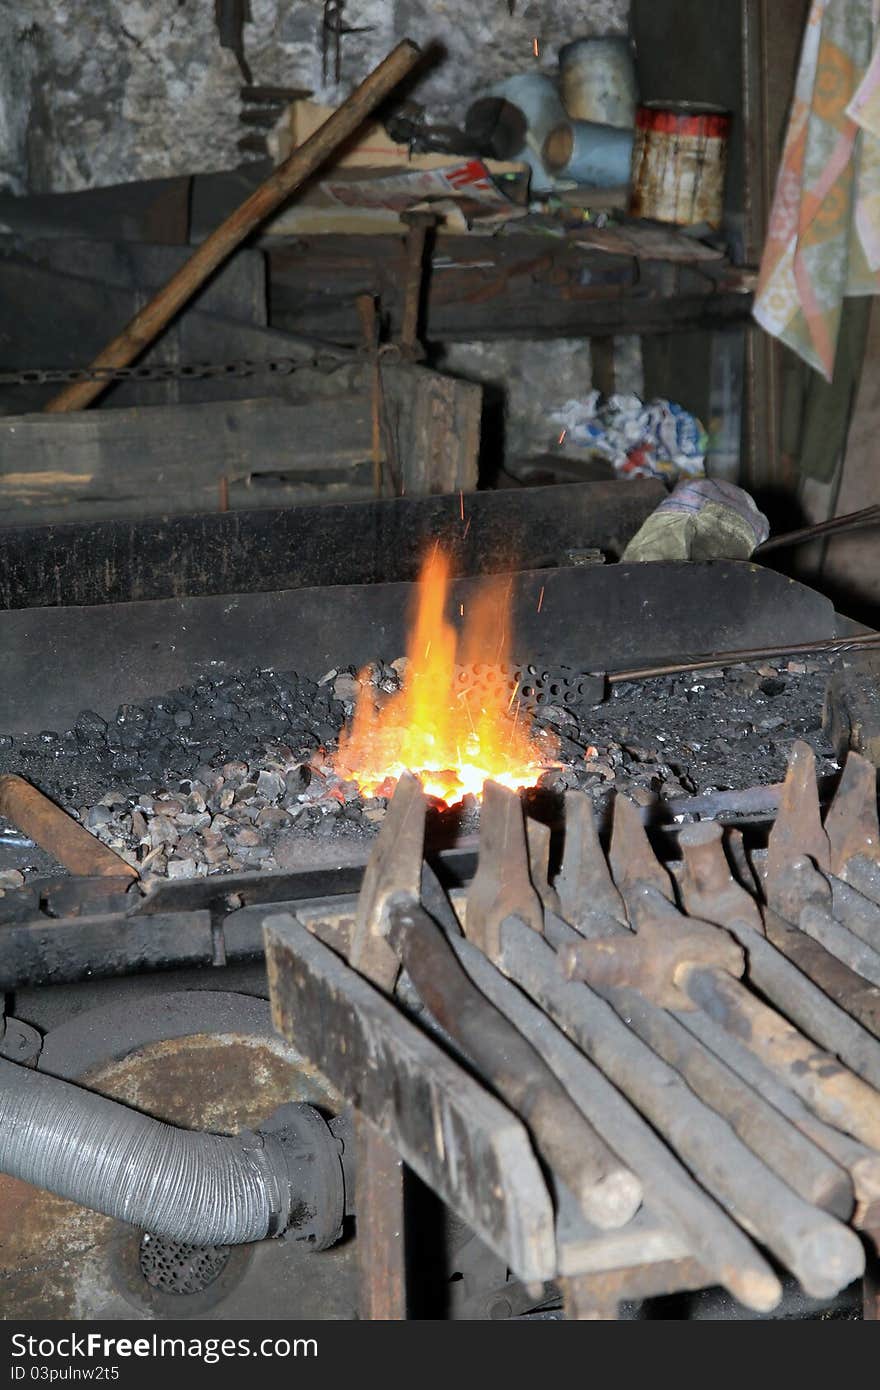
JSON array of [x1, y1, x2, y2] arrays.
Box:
[[763, 908, 880, 1038], [0, 774, 137, 880], [680, 1005, 880, 1226], [355, 1113, 407, 1320]]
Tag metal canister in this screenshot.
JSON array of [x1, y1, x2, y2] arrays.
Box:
[[629, 102, 731, 229], [559, 36, 638, 129], [543, 120, 634, 189], [483, 73, 567, 193]]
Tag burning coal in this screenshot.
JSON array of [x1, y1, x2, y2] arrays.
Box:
[[333, 548, 557, 806]]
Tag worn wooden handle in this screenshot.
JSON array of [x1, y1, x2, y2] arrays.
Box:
[[44, 39, 422, 414], [0, 775, 137, 879]]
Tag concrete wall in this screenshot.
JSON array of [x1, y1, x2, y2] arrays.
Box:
[[0, 0, 629, 195]]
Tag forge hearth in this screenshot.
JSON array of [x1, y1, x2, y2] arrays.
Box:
[[0, 557, 851, 892], [0, 650, 843, 891]]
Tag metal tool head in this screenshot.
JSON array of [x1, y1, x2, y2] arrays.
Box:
[[678, 821, 764, 935], [525, 818, 562, 918], [556, 791, 627, 928], [608, 792, 674, 907], [350, 771, 426, 990], [825, 751, 880, 878], [465, 780, 543, 960], [561, 884, 745, 1010], [767, 740, 830, 880]]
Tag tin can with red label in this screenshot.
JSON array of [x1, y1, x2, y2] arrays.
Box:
[[629, 101, 731, 228]]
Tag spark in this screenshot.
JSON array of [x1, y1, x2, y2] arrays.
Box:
[[507, 679, 520, 712], [424, 640, 432, 659], [460, 603, 464, 617], [463, 517, 472, 540], [537, 586, 545, 613], [557, 428, 567, 445], [459, 490, 465, 521], [533, 36, 539, 56]]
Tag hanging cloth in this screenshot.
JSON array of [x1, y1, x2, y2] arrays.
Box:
[[753, 0, 880, 379]]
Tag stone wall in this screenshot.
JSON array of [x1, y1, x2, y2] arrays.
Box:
[[0, 0, 629, 194]]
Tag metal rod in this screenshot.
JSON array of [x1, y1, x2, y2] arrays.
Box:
[[684, 965, 880, 1151], [43, 40, 422, 413], [757, 504, 880, 555], [609, 630, 880, 685]]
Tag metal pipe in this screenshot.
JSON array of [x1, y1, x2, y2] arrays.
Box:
[[0, 1058, 341, 1246]]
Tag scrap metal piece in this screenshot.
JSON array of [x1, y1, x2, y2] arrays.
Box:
[[525, 818, 562, 917], [677, 821, 764, 934], [556, 791, 626, 927], [766, 740, 831, 887], [349, 770, 425, 991], [466, 780, 543, 959], [608, 793, 673, 905], [0, 775, 138, 882], [825, 751, 880, 878], [561, 885, 745, 1010]]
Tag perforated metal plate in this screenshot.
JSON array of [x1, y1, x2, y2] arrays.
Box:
[[453, 663, 605, 716], [138, 1233, 232, 1297]]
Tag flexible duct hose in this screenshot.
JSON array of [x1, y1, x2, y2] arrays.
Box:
[[0, 1056, 317, 1245]]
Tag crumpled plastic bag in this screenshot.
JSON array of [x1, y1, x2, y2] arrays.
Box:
[[622, 478, 771, 563], [550, 391, 708, 482]]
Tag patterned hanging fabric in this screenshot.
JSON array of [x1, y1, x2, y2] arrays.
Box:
[[753, 0, 880, 379]]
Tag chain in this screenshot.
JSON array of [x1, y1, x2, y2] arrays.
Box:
[[0, 355, 341, 387]]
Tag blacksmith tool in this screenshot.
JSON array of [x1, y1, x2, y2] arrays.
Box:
[[541, 791, 865, 1297], [764, 742, 880, 982], [354, 773, 643, 1230]]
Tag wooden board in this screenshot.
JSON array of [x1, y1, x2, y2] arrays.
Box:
[[264, 912, 556, 1284], [0, 396, 373, 524]]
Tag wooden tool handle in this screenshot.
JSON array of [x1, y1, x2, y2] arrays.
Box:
[[44, 40, 422, 414]]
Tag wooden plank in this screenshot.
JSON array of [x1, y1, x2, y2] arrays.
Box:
[[13, 239, 267, 327], [381, 363, 481, 494], [356, 1115, 407, 1320], [265, 235, 754, 346], [0, 397, 372, 524], [263, 912, 556, 1284]]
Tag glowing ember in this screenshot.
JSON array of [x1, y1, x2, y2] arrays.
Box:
[[333, 548, 556, 806]]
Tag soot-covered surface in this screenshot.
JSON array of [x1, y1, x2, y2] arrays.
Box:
[[0, 654, 840, 889]]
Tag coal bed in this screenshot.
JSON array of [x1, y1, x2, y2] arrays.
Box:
[[0, 652, 841, 890]]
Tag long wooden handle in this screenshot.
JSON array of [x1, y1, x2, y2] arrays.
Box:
[[44, 40, 422, 414]]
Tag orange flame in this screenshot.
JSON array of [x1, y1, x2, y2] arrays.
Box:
[[334, 548, 554, 805]]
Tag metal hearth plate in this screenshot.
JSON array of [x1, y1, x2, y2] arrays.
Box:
[[0, 563, 837, 738]]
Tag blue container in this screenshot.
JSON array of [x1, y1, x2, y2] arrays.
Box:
[[542, 119, 634, 188]]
